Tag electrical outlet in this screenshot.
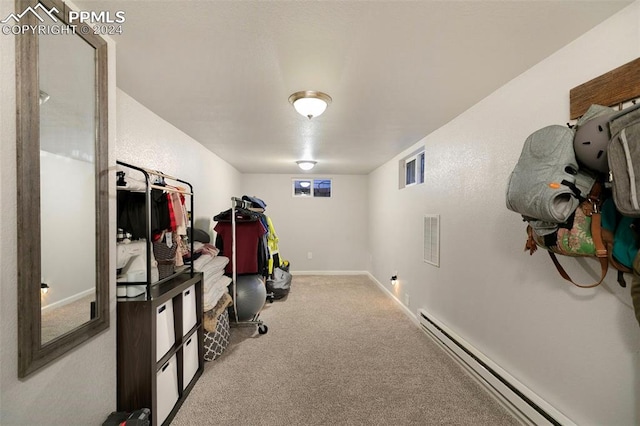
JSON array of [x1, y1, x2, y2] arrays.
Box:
[[307, 251, 313, 259], [404, 293, 410, 307]]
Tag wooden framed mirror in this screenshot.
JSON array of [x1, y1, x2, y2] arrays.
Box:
[[16, 0, 109, 378]]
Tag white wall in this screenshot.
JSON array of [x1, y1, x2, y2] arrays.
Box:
[[242, 174, 369, 273], [0, 1, 118, 422], [116, 89, 242, 235], [368, 3, 640, 425], [40, 152, 95, 308]]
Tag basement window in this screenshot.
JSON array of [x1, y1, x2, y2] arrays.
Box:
[[399, 148, 425, 189], [293, 179, 332, 197]]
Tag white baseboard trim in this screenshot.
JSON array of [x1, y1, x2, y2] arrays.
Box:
[[41, 287, 94, 313], [366, 272, 419, 326]]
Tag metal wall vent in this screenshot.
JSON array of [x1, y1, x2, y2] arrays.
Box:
[[424, 214, 440, 267]]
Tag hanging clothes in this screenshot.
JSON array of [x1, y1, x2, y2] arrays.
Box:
[[117, 188, 171, 240], [213, 207, 261, 223], [265, 215, 281, 275], [242, 195, 267, 210], [214, 219, 267, 275]]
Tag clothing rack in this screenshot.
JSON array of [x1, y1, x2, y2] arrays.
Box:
[[230, 196, 268, 334], [116, 160, 194, 299]]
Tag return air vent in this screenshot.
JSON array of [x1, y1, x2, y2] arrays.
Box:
[[423, 214, 440, 267]]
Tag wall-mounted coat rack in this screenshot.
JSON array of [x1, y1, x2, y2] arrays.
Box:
[[570, 57, 640, 119]]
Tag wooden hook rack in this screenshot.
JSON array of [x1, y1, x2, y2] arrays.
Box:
[[570, 57, 640, 119]]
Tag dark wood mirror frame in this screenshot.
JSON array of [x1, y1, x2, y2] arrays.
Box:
[[16, 0, 109, 378]]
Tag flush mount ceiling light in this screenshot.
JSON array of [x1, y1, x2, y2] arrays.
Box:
[[288, 91, 332, 119], [296, 160, 317, 171]]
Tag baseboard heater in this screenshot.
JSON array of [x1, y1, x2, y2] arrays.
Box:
[[417, 309, 575, 426]]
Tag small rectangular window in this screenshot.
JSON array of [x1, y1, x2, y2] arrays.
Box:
[[406, 159, 417, 185], [293, 179, 332, 197], [293, 179, 312, 196], [400, 148, 425, 188], [314, 179, 331, 197]]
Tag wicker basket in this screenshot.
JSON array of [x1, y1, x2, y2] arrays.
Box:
[[152, 238, 177, 280]]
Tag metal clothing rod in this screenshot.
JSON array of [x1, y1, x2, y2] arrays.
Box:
[[116, 160, 195, 296], [231, 197, 239, 323], [117, 160, 192, 188], [149, 184, 193, 196], [117, 184, 193, 196], [226, 195, 267, 333], [117, 160, 183, 183]]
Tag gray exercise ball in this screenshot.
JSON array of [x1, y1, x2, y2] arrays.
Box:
[[235, 275, 266, 321]]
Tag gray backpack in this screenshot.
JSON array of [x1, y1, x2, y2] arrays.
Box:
[[506, 125, 596, 225], [608, 103, 640, 217]]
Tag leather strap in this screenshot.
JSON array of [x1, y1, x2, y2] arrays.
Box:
[[591, 209, 607, 259], [547, 182, 609, 288], [547, 249, 608, 288], [524, 226, 538, 255]]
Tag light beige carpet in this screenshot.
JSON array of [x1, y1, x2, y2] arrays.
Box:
[[172, 275, 519, 425], [41, 294, 94, 344]]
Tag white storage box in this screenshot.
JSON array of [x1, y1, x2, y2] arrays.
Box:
[[182, 285, 197, 336], [182, 335, 199, 390], [156, 300, 175, 362], [156, 354, 179, 425]]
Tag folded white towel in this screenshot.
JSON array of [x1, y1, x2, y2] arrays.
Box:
[[204, 272, 231, 294], [193, 253, 212, 271], [203, 275, 232, 311], [194, 254, 228, 273]]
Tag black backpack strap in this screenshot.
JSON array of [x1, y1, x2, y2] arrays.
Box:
[[560, 179, 585, 201]]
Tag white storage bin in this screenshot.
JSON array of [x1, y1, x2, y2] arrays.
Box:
[[156, 300, 175, 362], [156, 354, 179, 426], [182, 285, 197, 336], [182, 335, 199, 390]]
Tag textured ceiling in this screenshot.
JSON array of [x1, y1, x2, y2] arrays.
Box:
[[76, 0, 632, 174]]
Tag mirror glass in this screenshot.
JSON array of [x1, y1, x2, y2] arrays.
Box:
[[17, 0, 109, 378], [39, 31, 97, 344]]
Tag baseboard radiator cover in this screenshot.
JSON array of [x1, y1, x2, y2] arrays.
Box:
[[417, 309, 575, 426]]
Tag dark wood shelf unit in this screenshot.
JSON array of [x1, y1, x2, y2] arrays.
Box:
[[115, 161, 202, 425], [117, 272, 204, 426]]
